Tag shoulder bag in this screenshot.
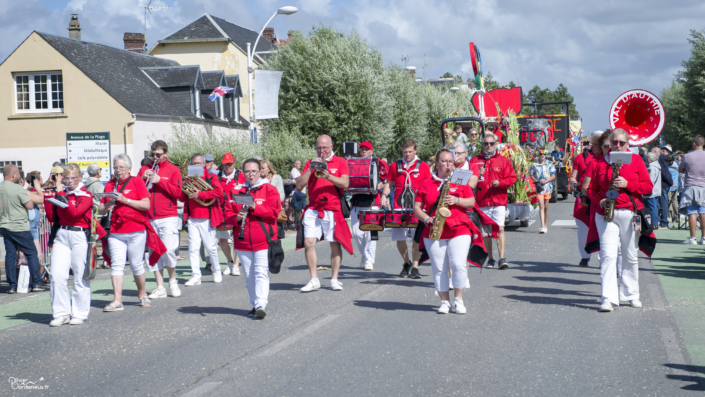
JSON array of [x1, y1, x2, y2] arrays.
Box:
[[257, 218, 284, 274]]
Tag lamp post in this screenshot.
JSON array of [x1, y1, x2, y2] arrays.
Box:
[[442, 87, 460, 96], [247, 6, 297, 142]]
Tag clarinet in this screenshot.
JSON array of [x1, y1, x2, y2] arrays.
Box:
[[106, 173, 118, 231], [237, 187, 251, 241]]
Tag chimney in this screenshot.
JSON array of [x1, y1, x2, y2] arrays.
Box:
[[68, 14, 81, 40], [262, 27, 275, 44], [123, 33, 146, 54]]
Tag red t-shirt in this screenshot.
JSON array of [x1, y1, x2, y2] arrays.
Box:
[[415, 177, 474, 240], [302, 155, 349, 209], [101, 177, 150, 233], [388, 159, 432, 208], [573, 151, 595, 185]]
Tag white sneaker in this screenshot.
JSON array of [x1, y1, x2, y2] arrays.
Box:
[[230, 264, 241, 276], [438, 300, 451, 314], [630, 300, 642, 308], [148, 286, 167, 299], [223, 262, 234, 275], [50, 315, 70, 327], [599, 300, 614, 312], [69, 317, 85, 325], [701, 237, 705, 245], [300, 278, 320, 292], [331, 279, 343, 291], [364, 261, 373, 271], [454, 298, 467, 314], [169, 279, 181, 297], [185, 276, 202, 286], [214, 271, 223, 283], [683, 237, 697, 245]]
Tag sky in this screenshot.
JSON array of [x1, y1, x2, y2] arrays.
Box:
[[2, 0, 704, 133]]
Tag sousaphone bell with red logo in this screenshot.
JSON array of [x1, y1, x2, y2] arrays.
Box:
[[609, 89, 665, 146]]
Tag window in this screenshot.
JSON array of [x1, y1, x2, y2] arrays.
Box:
[[14, 72, 63, 113], [0, 160, 23, 171]]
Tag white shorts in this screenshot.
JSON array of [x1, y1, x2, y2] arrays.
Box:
[[392, 227, 414, 241], [480, 206, 506, 236], [303, 209, 336, 242], [215, 228, 232, 240]]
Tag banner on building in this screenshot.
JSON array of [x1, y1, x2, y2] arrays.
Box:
[[254, 70, 283, 120], [66, 132, 111, 183]]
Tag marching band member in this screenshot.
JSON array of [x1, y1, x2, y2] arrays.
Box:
[[571, 131, 599, 267], [469, 133, 517, 269], [224, 158, 281, 318], [47, 164, 106, 326], [180, 153, 225, 286], [350, 141, 388, 271], [382, 138, 432, 279], [100, 154, 165, 311], [296, 134, 353, 292], [217, 152, 245, 276], [587, 129, 652, 312], [413, 150, 477, 314], [137, 140, 184, 299], [450, 141, 480, 189]]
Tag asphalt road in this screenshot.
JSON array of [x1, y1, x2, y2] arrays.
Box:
[[0, 197, 702, 396]]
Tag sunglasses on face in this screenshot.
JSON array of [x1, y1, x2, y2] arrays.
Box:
[[150, 152, 164, 158], [483, 142, 496, 146], [612, 140, 628, 146]]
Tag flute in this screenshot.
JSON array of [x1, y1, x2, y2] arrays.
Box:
[[237, 187, 251, 241]]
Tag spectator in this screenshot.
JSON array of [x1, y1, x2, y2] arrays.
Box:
[[657, 145, 674, 228], [467, 128, 480, 157], [678, 135, 705, 244], [204, 154, 219, 175], [551, 147, 565, 164], [454, 124, 468, 146], [529, 149, 556, 234], [289, 160, 307, 230], [85, 163, 104, 209], [0, 165, 48, 293], [645, 152, 661, 224], [666, 154, 681, 223], [140, 157, 151, 167], [261, 159, 285, 239]]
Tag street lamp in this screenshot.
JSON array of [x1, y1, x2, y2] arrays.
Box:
[[443, 87, 460, 96], [247, 6, 298, 142]]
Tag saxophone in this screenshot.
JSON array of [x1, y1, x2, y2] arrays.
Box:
[[429, 177, 453, 240], [603, 161, 622, 222]]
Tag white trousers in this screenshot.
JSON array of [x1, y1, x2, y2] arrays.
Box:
[[595, 209, 639, 305], [50, 228, 90, 320], [188, 218, 220, 277], [576, 219, 591, 259], [151, 217, 179, 270], [109, 231, 147, 277], [351, 206, 376, 264], [424, 235, 471, 292], [236, 249, 269, 309]]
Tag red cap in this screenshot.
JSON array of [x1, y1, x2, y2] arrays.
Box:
[[360, 141, 373, 150], [222, 152, 235, 164]]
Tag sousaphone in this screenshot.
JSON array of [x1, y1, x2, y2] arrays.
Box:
[[609, 89, 665, 146]]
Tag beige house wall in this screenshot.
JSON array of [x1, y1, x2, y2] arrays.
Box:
[[0, 32, 134, 173], [149, 41, 256, 122]]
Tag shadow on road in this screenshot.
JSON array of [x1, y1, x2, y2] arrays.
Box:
[[177, 306, 251, 318], [353, 300, 435, 312], [513, 276, 600, 285], [664, 364, 705, 391], [496, 285, 599, 297], [502, 294, 596, 310], [509, 261, 599, 274], [3, 312, 51, 324]]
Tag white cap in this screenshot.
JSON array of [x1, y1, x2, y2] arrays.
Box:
[[591, 130, 603, 138]]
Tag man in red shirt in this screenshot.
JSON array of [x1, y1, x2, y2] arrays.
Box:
[[350, 141, 388, 271], [382, 139, 432, 279], [469, 133, 517, 269], [296, 135, 352, 292], [137, 140, 184, 299], [216, 152, 246, 276]]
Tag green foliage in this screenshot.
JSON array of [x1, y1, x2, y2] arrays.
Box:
[[660, 80, 691, 151], [521, 84, 580, 119], [483, 71, 500, 91]]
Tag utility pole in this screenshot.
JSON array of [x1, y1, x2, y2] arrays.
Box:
[[142, 1, 170, 49], [401, 55, 409, 67], [422, 54, 435, 81]]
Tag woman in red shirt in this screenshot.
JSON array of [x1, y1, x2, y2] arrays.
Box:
[[47, 164, 96, 326], [99, 154, 152, 311], [413, 150, 476, 315], [224, 159, 281, 319], [588, 129, 652, 312]]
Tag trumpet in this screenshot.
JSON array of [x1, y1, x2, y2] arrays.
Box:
[[310, 161, 327, 178], [146, 160, 159, 190], [181, 161, 216, 206]]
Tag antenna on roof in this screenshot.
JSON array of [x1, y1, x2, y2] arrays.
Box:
[[142, 1, 170, 50]]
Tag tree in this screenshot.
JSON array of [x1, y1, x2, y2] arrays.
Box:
[[441, 72, 454, 79], [521, 84, 580, 120], [682, 29, 705, 143], [483, 71, 500, 91], [661, 80, 692, 152]]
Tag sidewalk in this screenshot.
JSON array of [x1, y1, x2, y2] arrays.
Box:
[[652, 227, 705, 368]]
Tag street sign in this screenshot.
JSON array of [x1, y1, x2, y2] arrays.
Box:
[[66, 132, 111, 183]]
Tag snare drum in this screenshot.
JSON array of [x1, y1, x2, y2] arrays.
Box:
[[384, 209, 404, 228], [347, 157, 380, 195], [358, 208, 385, 231], [402, 211, 419, 228]]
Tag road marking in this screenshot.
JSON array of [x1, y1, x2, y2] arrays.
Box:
[[182, 382, 222, 397], [648, 284, 665, 311], [506, 220, 535, 226], [551, 220, 576, 227], [259, 314, 340, 357]]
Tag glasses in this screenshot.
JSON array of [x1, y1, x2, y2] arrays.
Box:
[[483, 142, 496, 146], [113, 166, 128, 171], [439, 160, 454, 164], [316, 145, 332, 150], [455, 151, 467, 155], [150, 152, 165, 158], [612, 140, 628, 146], [243, 170, 260, 174], [469, 133, 478, 136]]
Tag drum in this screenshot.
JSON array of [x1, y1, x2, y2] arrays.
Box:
[[384, 209, 404, 228], [347, 157, 380, 195], [402, 211, 419, 228], [358, 208, 385, 231]]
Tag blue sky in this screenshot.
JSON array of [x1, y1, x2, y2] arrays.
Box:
[[3, 0, 705, 137]]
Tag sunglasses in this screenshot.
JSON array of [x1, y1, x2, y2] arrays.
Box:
[[150, 152, 165, 158], [483, 142, 496, 146], [611, 140, 628, 146]]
